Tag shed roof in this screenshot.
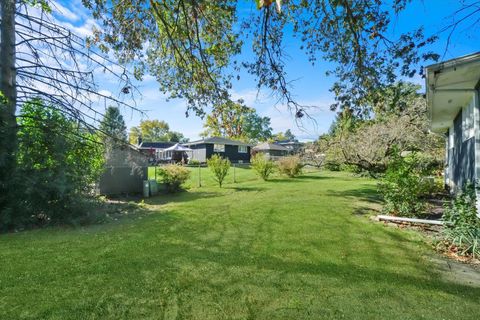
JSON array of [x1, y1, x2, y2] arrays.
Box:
[[163, 143, 192, 151], [138, 142, 175, 149], [253, 142, 289, 151]]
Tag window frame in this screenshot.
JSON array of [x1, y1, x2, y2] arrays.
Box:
[[213, 144, 225, 152], [238, 145, 248, 153]]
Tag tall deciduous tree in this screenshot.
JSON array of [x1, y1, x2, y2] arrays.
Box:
[[129, 119, 187, 143], [201, 101, 272, 142], [0, 0, 17, 216]]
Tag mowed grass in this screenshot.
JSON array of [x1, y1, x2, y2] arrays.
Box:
[[1, 169, 479, 319]]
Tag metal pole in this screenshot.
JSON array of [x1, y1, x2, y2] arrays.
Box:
[[198, 163, 201, 187], [233, 163, 236, 183]]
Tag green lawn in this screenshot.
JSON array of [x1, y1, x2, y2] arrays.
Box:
[[1, 170, 479, 319]]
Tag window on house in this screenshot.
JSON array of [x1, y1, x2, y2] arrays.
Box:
[[462, 100, 475, 141], [238, 145, 247, 153], [213, 144, 225, 152]]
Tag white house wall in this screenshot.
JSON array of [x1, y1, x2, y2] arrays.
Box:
[[447, 94, 476, 192], [474, 89, 480, 215]]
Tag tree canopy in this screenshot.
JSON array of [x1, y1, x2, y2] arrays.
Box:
[[81, 0, 453, 118], [272, 129, 296, 142], [201, 101, 272, 142], [129, 119, 187, 144], [319, 82, 443, 175]]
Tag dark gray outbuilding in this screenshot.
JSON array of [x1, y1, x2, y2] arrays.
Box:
[[98, 145, 149, 196], [185, 137, 253, 163]]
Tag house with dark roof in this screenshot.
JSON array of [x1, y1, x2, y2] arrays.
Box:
[[136, 141, 176, 162], [184, 137, 253, 163], [252, 142, 289, 160], [275, 139, 303, 154]]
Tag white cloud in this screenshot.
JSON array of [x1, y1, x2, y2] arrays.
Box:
[[51, 0, 80, 22], [260, 97, 336, 141], [230, 88, 270, 107]]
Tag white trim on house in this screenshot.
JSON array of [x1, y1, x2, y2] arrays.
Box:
[[474, 89, 480, 216], [462, 97, 475, 141], [448, 123, 454, 149], [445, 136, 450, 187]]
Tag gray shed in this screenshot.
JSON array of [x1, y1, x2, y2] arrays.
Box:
[[98, 145, 149, 196]]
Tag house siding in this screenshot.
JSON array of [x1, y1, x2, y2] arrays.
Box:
[[189, 143, 251, 163], [190, 143, 251, 163], [449, 110, 476, 191], [213, 144, 250, 163], [189, 143, 208, 162]]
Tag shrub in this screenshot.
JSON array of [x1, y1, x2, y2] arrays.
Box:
[[189, 159, 200, 166], [440, 184, 480, 258], [324, 160, 341, 171], [251, 154, 276, 180], [378, 151, 434, 217], [277, 156, 303, 178], [207, 154, 230, 187], [3, 99, 105, 230], [157, 164, 191, 192]]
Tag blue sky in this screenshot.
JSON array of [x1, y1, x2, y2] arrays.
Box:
[[52, 0, 478, 141]]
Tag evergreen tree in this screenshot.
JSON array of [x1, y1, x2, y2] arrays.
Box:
[[100, 106, 127, 145]]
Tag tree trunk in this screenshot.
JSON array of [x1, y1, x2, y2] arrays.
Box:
[[0, 0, 17, 217]]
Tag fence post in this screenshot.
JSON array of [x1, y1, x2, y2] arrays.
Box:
[[233, 163, 236, 183], [198, 163, 201, 187]]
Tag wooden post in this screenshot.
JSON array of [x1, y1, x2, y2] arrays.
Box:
[[233, 163, 236, 183], [198, 163, 201, 187]]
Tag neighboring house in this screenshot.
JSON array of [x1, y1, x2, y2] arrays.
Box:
[[136, 141, 175, 162], [98, 145, 149, 196], [252, 142, 289, 160], [275, 139, 303, 154], [184, 137, 253, 163], [425, 52, 480, 196]]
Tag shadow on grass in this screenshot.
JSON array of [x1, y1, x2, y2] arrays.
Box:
[[150, 238, 480, 301], [296, 174, 333, 180], [225, 186, 266, 192], [267, 175, 332, 183], [268, 178, 307, 183], [327, 186, 383, 204], [352, 206, 380, 216], [144, 190, 221, 205]]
